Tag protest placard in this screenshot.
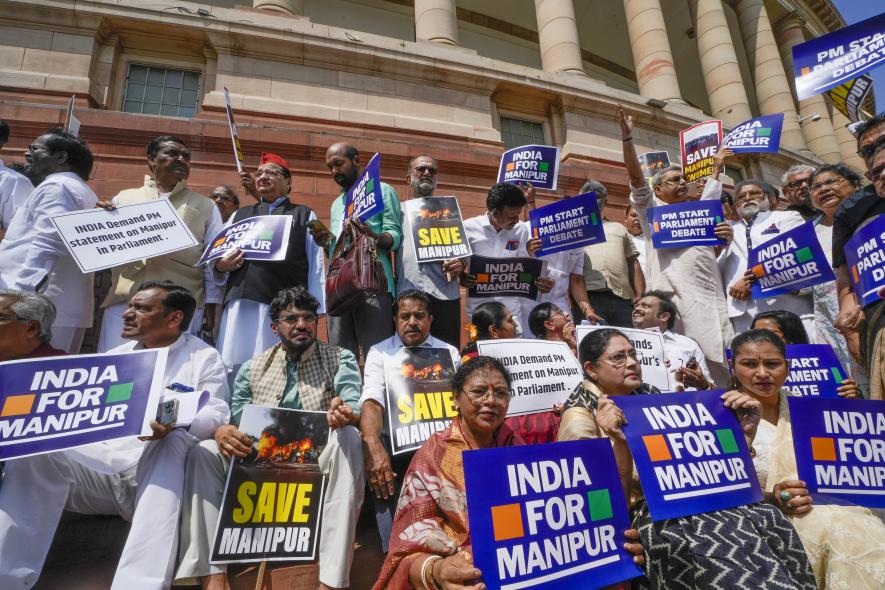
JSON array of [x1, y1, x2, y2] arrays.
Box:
[[468, 255, 547, 300], [829, 74, 873, 123], [844, 214, 885, 306], [403, 196, 472, 263], [497, 144, 560, 190], [211, 405, 328, 564], [726, 343, 848, 398], [198, 215, 292, 265], [788, 396, 885, 509], [0, 349, 167, 461], [463, 440, 643, 590], [576, 325, 671, 392], [528, 192, 606, 256], [792, 13, 885, 101], [616, 390, 762, 520], [384, 347, 457, 455], [476, 339, 582, 416], [721, 114, 784, 154], [680, 120, 723, 183], [749, 221, 835, 297], [51, 200, 198, 273], [223, 87, 247, 174], [639, 151, 671, 179], [649, 200, 726, 249], [344, 152, 383, 222]]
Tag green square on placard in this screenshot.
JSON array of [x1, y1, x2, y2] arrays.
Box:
[[259, 230, 274, 240], [715, 216, 723, 223], [106, 382, 134, 403], [587, 489, 613, 521], [519, 273, 533, 282], [365, 179, 375, 193], [590, 213, 598, 225], [795, 247, 813, 263], [715, 428, 739, 454], [831, 367, 845, 384], [538, 162, 549, 172], [756, 127, 772, 137]]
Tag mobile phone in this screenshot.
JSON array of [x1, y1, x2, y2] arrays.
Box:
[[156, 399, 179, 425]]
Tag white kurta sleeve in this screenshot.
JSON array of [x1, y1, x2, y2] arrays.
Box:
[[0, 172, 33, 230], [11, 186, 77, 291], [359, 343, 387, 408], [187, 347, 231, 440], [701, 178, 722, 201], [203, 207, 228, 295], [306, 210, 327, 314]]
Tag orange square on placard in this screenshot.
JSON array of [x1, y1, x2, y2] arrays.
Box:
[[213, 237, 226, 247], [851, 266, 859, 283], [751, 264, 765, 277], [801, 67, 810, 76], [1, 394, 35, 417], [491, 503, 524, 541], [506, 162, 515, 172], [811, 437, 837, 461], [643, 434, 672, 462]]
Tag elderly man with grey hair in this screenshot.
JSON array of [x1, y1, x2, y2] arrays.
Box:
[[780, 164, 818, 219], [0, 289, 65, 361], [574, 179, 645, 326]]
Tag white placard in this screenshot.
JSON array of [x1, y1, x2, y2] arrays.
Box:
[[575, 325, 672, 392], [476, 338, 582, 416], [51, 200, 199, 273]]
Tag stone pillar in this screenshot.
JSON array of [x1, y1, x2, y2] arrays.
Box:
[[622, 0, 684, 103], [735, 0, 805, 150], [693, 0, 753, 126], [832, 110, 867, 173], [253, 0, 303, 15], [534, 0, 585, 74], [415, 0, 459, 45], [775, 13, 842, 163]]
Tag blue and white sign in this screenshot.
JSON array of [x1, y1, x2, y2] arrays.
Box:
[[344, 152, 384, 222], [464, 440, 642, 590], [749, 221, 835, 298], [615, 390, 762, 521], [498, 145, 560, 190], [721, 114, 784, 154], [649, 200, 726, 249], [789, 396, 885, 509], [844, 214, 885, 307], [792, 13, 885, 101], [529, 192, 606, 256]]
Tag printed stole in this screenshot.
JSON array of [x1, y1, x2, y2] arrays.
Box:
[[249, 341, 339, 411]]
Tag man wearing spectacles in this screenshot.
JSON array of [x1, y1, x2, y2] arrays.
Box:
[[213, 153, 326, 381], [0, 290, 64, 361], [208, 185, 239, 224], [779, 164, 819, 220], [175, 286, 363, 590]]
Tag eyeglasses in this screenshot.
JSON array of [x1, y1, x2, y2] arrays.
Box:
[[414, 165, 438, 175], [257, 168, 284, 178], [211, 194, 233, 204], [735, 190, 766, 203], [275, 313, 317, 326], [868, 164, 885, 181], [660, 176, 687, 186], [810, 177, 847, 193], [463, 387, 511, 403], [0, 314, 25, 323], [858, 135, 885, 159], [602, 350, 639, 367], [785, 177, 810, 190]]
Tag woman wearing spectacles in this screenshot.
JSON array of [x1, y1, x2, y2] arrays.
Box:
[[559, 329, 816, 589]]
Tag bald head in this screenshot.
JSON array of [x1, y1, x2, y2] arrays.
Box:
[[325, 142, 361, 190]]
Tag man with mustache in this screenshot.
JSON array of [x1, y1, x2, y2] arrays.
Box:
[[209, 185, 239, 224], [358, 289, 460, 552], [97, 135, 225, 352], [620, 105, 734, 384], [718, 179, 810, 334], [780, 164, 818, 219], [174, 286, 363, 590], [213, 153, 325, 378]]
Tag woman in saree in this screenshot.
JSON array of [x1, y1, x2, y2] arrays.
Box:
[[372, 356, 645, 590], [559, 328, 817, 589], [728, 328, 885, 589]]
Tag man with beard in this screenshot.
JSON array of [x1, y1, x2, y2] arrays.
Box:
[[97, 135, 225, 352], [395, 155, 465, 348], [214, 152, 325, 378], [318, 142, 402, 360], [174, 287, 362, 590], [358, 289, 460, 552], [0, 119, 33, 240], [718, 179, 810, 334], [780, 164, 818, 219], [620, 105, 734, 384], [0, 128, 97, 353]]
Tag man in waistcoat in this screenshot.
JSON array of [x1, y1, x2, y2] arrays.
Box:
[[174, 286, 363, 590], [214, 152, 325, 377], [97, 135, 225, 351]]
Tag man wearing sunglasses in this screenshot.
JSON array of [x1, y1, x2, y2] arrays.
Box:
[[779, 164, 819, 220]]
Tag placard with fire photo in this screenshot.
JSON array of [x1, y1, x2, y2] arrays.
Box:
[[210, 405, 328, 564], [384, 347, 457, 455], [403, 196, 472, 263]]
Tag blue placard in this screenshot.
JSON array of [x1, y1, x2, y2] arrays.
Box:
[[463, 440, 642, 590], [844, 214, 885, 307], [792, 13, 885, 101], [529, 192, 606, 256], [615, 390, 763, 521], [788, 396, 885, 509], [344, 152, 384, 222], [721, 113, 784, 153], [0, 350, 166, 461], [199, 215, 292, 264], [497, 144, 560, 190], [749, 221, 835, 297], [649, 200, 726, 249]]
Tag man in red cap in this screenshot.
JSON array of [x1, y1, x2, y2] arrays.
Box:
[[214, 152, 325, 376]]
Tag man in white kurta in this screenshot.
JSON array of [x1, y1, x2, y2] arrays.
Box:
[[0, 130, 98, 353], [0, 160, 32, 239], [0, 283, 229, 590]]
